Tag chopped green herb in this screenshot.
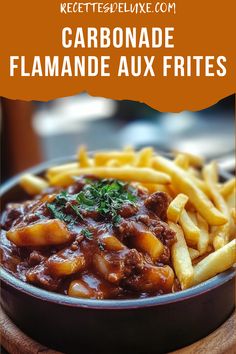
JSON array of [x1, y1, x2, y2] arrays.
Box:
[[81, 229, 93, 240], [35, 211, 47, 220], [47, 203, 74, 224], [47, 191, 83, 225], [113, 214, 122, 226], [70, 204, 84, 220], [46, 179, 137, 226], [98, 241, 105, 251], [76, 179, 137, 223]]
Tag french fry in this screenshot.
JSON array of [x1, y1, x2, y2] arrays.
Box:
[[167, 193, 189, 223], [211, 226, 230, 250], [203, 162, 230, 249], [135, 147, 154, 167], [140, 183, 171, 194], [231, 208, 236, 224], [189, 175, 210, 196], [94, 151, 135, 166], [188, 247, 200, 261], [183, 152, 204, 167], [212, 228, 227, 250], [50, 166, 171, 187], [46, 163, 78, 180], [188, 167, 201, 178], [188, 211, 197, 224], [7, 220, 71, 247], [123, 145, 135, 153], [20, 174, 49, 195], [192, 239, 236, 286], [203, 162, 228, 213], [173, 151, 204, 167], [169, 222, 194, 289], [105, 159, 120, 167], [77, 145, 92, 168], [196, 214, 209, 255], [220, 178, 236, 198], [226, 188, 236, 210], [179, 209, 200, 246], [228, 208, 236, 239], [153, 156, 227, 226], [174, 154, 189, 169]]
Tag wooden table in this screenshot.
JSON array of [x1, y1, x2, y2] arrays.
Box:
[[0, 307, 235, 354]]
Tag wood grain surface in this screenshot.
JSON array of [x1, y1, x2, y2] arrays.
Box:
[[0, 307, 235, 354]]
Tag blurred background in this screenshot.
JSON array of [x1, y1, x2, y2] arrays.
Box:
[[1, 94, 235, 182]]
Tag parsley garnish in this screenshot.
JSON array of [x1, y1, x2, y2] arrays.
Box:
[[47, 191, 83, 225], [47, 203, 75, 224], [98, 241, 105, 251], [47, 179, 137, 226], [81, 228, 93, 240], [76, 179, 137, 223]]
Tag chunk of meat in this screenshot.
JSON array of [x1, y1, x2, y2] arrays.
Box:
[[26, 263, 61, 291], [67, 179, 86, 194], [118, 203, 138, 218], [136, 214, 176, 247], [0, 230, 21, 272], [151, 221, 176, 247], [1, 204, 24, 230], [28, 250, 46, 266], [6, 219, 72, 247], [67, 176, 99, 195], [116, 220, 164, 261], [144, 192, 170, 220], [93, 248, 144, 284], [158, 246, 171, 264]]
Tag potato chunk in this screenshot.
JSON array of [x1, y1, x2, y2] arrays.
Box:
[[125, 264, 174, 293], [69, 279, 92, 299], [7, 219, 71, 247], [101, 235, 126, 251], [133, 230, 164, 262], [47, 248, 85, 277], [68, 273, 119, 299]]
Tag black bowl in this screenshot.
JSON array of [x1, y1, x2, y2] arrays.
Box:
[[0, 157, 235, 354]]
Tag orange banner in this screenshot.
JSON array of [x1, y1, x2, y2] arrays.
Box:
[[0, 0, 235, 112]]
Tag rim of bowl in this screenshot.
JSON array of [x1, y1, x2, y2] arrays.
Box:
[[0, 154, 235, 310]]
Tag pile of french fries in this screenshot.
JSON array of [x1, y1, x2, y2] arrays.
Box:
[[19, 146, 236, 291]]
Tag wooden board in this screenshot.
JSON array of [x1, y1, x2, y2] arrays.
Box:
[[0, 307, 235, 354]]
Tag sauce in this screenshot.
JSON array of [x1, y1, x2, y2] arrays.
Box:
[[0, 177, 178, 299]]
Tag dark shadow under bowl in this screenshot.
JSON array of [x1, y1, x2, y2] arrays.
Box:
[[0, 157, 235, 354]]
